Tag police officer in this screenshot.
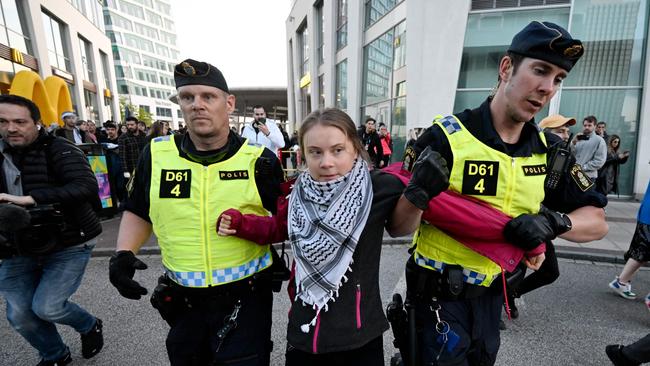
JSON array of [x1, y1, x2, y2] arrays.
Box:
[[108, 59, 284, 365], [392, 22, 608, 365]]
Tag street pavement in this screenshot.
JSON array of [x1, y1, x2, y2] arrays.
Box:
[[1, 247, 648, 365], [0, 198, 646, 365]]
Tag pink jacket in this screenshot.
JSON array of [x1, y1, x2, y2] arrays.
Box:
[[383, 163, 545, 272]]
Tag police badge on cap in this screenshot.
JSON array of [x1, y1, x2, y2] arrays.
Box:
[[174, 58, 229, 93], [508, 21, 584, 71]]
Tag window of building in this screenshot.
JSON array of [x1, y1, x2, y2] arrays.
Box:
[[0, 0, 33, 55], [115, 46, 141, 64], [107, 11, 133, 31], [298, 22, 309, 77], [335, 59, 347, 109], [100, 51, 112, 89], [42, 12, 70, 71], [177, 109, 182, 118], [363, 31, 394, 105], [159, 30, 176, 45], [393, 21, 406, 70], [155, 43, 170, 58], [316, 2, 324, 65], [164, 18, 175, 31], [155, 1, 171, 15], [119, 0, 144, 19], [140, 105, 150, 113], [84, 89, 99, 121], [318, 74, 325, 108], [336, 0, 348, 50], [365, 0, 402, 28], [135, 22, 159, 40], [145, 9, 162, 26], [79, 37, 95, 82], [156, 106, 172, 117], [124, 33, 154, 53], [471, 0, 570, 10]]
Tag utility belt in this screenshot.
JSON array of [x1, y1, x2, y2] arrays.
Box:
[[0, 205, 66, 258], [405, 256, 501, 302], [151, 267, 273, 324]]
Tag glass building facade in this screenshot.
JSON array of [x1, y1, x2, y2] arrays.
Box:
[[287, 0, 649, 193]]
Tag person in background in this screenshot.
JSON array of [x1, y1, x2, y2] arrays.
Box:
[[606, 334, 650, 366], [596, 121, 609, 142], [608, 180, 650, 309], [56, 112, 92, 144], [241, 105, 286, 153], [86, 121, 98, 143], [357, 117, 383, 168], [574, 115, 607, 181], [539, 114, 576, 142], [596, 134, 630, 195], [137, 120, 147, 136], [119, 124, 127, 136], [378, 122, 393, 168], [117, 116, 143, 180], [145, 121, 169, 144]]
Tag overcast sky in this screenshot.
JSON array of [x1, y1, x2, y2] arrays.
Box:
[[171, 0, 289, 88]]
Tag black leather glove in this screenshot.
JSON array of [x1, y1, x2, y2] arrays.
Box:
[[109, 250, 148, 300], [503, 206, 572, 250], [403, 146, 450, 210]]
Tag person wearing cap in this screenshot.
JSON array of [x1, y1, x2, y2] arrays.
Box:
[[55, 111, 93, 144], [108, 58, 284, 365], [390, 21, 608, 365], [539, 114, 576, 142]]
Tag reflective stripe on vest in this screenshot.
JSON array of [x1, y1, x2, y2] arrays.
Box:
[[414, 115, 547, 286], [149, 135, 272, 287]]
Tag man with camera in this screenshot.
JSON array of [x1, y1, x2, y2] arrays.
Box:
[[574, 115, 607, 181], [241, 105, 285, 152], [0, 95, 104, 365]]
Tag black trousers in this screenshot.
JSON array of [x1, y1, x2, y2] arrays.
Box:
[[165, 286, 273, 366], [414, 293, 502, 366], [515, 241, 560, 297], [285, 336, 384, 366]]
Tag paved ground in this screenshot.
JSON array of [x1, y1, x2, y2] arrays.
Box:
[[1, 247, 648, 365], [0, 198, 646, 365]]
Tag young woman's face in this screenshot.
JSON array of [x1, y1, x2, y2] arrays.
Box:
[[303, 124, 358, 182]]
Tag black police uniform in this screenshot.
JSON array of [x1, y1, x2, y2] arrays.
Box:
[[125, 131, 284, 365], [407, 98, 606, 365], [112, 58, 285, 366]]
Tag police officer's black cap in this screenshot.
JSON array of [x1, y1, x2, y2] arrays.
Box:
[[174, 58, 229, 93], [508, 21, 584, 72]]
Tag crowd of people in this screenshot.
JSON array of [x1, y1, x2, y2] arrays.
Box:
[[0, 20, 644, 366]]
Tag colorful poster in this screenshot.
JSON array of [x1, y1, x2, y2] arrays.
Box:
[[87, 155, 113, 208]]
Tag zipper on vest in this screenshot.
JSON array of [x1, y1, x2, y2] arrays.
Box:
[[504, 157, 516, 214], [202, 165, 212, 285]]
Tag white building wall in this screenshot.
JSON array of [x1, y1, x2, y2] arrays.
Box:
[[23, 0, 119, 123], [406, 0, 470, 129]]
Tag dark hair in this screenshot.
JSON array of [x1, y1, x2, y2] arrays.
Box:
[[253, 105, 265, 112], [607, 134, 621, 153], [148, 121, 165, 138], [0, 94, 41, 122], [137, 121, 146, 127], [583, 115, 597, 125], [104, 122, 117, 129], [299, 108, 369, 162], [365, 117, 376, 124], [506, 51, 525, 76], [597, 121, 606, 127], [125, 116, 139, 123]]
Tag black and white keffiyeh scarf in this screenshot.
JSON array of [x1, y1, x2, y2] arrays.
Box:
[[289, 158, 373, 332]]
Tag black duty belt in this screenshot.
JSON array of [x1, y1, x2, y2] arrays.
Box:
[[164, 267, 272, 308], [405, 256, 501, 302]]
